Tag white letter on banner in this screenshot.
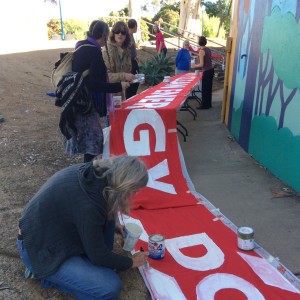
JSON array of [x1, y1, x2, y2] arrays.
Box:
[[143, 102, 169, 108], [124, 110, 166, 156], [127, 102, 169, 109], [146, 268, 186, 300], [165, 233, 224, 271], [147, 159, 176, 194], [196, 273, 265, 300]]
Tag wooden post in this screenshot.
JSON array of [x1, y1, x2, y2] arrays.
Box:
[[221, 37, 232, 123]]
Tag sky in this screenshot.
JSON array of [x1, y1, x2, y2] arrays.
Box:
[[45, 0, 133, 20], [45, 0, 216, 21]]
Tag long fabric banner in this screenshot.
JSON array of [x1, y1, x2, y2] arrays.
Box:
[[109, 73, 300, 299]]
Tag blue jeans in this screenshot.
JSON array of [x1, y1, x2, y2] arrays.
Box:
[[175, 69, 188, 75], [17, 221, 122, 300]]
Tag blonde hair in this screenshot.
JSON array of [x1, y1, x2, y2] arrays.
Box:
[[93, 155, 148, 219]]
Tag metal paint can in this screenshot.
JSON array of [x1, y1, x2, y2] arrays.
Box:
[[237, 227, 255, 251], [148, 234, 165, 259]]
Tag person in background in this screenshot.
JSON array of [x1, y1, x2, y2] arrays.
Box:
[[18, 155, 149, 300], [175, 39, 191, 75], [102, 21, 136, 101], [126, 18, 140, 99], [191, 36, 214, 109], [66, 20, 129, 163], [153, 24, 167, 56]]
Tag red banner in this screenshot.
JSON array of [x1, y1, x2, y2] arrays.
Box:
[[110, 73, 203, 210], [189, 44, 225, 61], [109, 73, 300, 299]]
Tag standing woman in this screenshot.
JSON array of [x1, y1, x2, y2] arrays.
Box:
[[191, 36, 214, 109], [67, 20, 129, 162], [126, 18, 140, 99], [102, 21, 136, 100], [153, 24, 167, 56]]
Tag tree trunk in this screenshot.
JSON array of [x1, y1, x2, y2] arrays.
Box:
[[239, 0, 270, 150], [216, 0, 223, 37], [217, 0, 233, 37], [179, 0, 201, 38], [128, 0, 142, 42]]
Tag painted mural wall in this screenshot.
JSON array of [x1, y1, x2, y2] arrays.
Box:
[[228, 0, 300, 191]]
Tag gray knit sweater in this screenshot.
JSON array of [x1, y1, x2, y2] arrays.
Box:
[[19, 162, 132, 278]]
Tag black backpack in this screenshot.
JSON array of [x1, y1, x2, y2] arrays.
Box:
[[55, 72, 92, 139]]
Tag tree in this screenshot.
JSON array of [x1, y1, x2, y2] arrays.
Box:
[[152, 4, 180, 33], [47, 18, 61, 39], [231, 0, 271, 150], [141, 0, 178, 13], [203, 0, 232, 37], [178, 0, 201, 37], [102, 8, 128, 27], [258, 6, 300, 128], [216, 0, 232, 37], [44, 0, 57, 3], [203, 1, 219, 17], [229, 1, 299, 150]]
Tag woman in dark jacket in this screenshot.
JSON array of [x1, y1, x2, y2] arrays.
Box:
[[18, 155, 149, 300], [67, 20, 130, 162]]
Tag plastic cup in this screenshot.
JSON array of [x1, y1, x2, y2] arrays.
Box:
[[123, 223, 143, 251], [195, 70, 200, 76], [113, 96, 122, 109], [135, 73, 145, 84], [163, 76, 170, 83]]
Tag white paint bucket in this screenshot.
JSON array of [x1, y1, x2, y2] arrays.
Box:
[[123, 223, 143, 251], [237, 227, 255, 250]]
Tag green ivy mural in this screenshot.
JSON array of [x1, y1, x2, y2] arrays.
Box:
[[249, 115, 300, 190], [229, 0, 300, 191]]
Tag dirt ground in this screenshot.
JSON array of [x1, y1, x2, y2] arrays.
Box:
[[0, 45, 223, 299]]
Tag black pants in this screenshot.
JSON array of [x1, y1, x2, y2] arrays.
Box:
[[84, 153, 95, 163], [201, 68, 214, 108], [161, 48, 167, 57], [126, 59, 139, 99]]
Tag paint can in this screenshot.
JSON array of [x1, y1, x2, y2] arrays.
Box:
[[148, 234, 165, 259], [237, 227, 255, 251], [113, 95, 122, 109]]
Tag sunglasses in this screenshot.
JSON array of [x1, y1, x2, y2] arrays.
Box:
[[114, 30, 126, 35]]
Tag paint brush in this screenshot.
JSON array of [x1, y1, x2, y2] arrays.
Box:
[[140, 247, 150, 269]]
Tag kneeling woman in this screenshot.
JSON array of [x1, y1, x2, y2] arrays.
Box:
[[18, 155, 149, 300]]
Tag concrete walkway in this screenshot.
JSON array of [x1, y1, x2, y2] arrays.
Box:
[[177, 88, 300, 276]]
